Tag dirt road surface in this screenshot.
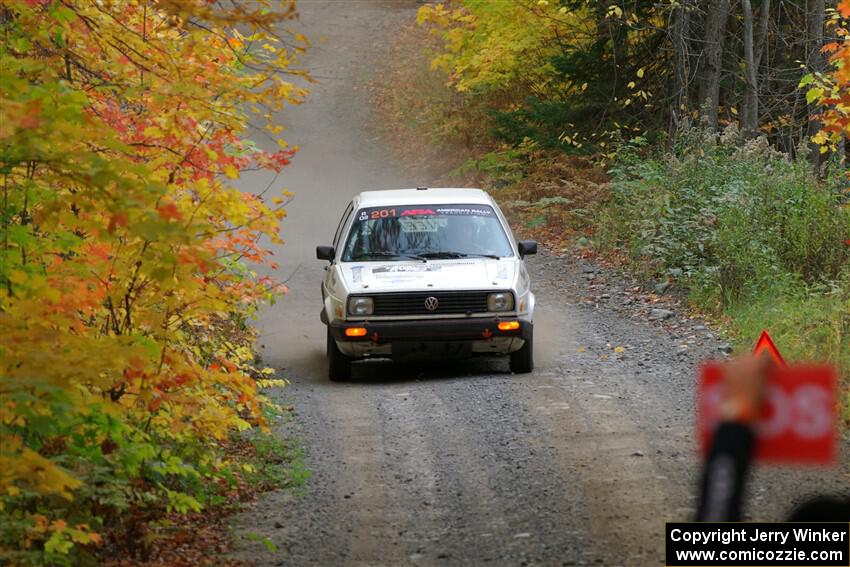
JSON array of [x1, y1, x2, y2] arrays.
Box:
[[230, 2, 850, 565]]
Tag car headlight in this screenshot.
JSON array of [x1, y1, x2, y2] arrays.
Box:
[[348, 297, 374, 316], [488, 292, 514, 312]]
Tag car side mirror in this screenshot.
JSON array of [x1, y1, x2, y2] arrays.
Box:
[[517, 240, 537, 257], [316, 245, 335, 261]]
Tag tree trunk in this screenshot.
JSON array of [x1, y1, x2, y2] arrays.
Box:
[[754, 0, 771, 69], [698, 0, 732, 129], [741, 0, 758, 137], [806, 0, 827, 171], [740, 0, 771, 138], [670, 1, 692, 141]]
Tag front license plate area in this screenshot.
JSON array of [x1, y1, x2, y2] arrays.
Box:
[[392, 341, 471, 361]]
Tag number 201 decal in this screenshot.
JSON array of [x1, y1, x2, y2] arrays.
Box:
[[359, 207, 438, 220], [370, 209, 396, 219]]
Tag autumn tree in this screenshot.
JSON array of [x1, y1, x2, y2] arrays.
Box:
[[0, 0, 306, 563], [807, 0, 850, 155]]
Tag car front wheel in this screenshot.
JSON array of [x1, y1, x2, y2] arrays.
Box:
[[327, 328, 352, 381], [509, 328, 534, 374]]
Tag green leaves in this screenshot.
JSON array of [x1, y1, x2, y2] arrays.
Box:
[[527, 215, 547, 228], [806, 87, 824, 104]]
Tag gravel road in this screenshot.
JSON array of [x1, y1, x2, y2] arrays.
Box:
[[230, 2, 850, 565]]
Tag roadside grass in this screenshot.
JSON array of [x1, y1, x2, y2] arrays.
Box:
[[722, 284, 850, 423], [599, 127, 850, 382], [727, 287, 849, 371], [371, 19, 850, 388], [239, 416, 310, 495]]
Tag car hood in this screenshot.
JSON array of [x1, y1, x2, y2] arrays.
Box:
[[339, 259, 517, 292]]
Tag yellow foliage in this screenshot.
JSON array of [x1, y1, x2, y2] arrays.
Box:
[[1, 0, 304, 559], [417, 0, 594, 97], [0, 440, 82, 508]]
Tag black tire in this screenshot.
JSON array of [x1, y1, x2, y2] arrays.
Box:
[[510, 327, 534, 374], [327, 327, 352, 381]]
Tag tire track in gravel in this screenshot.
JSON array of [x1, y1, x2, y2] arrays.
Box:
[[421, 376, 582, 565], [376, 383, 464, 565], [323, 385, 392, 565], [519, 299, 677, 565]]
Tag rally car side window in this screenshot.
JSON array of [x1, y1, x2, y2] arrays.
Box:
[[332, 202, 354, 253]]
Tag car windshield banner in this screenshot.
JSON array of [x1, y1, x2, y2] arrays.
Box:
[[355, 204, 496, 222]]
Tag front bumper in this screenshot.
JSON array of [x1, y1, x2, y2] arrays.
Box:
[[329, 317, 531, 344]]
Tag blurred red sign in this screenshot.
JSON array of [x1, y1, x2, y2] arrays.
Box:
[[752, 330, 786, 367], [697, 363, 837, 464]]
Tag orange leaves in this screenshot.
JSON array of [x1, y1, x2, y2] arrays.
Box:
[[147, 393, 163, 413], [804, 3, 850, 151], [32, 514, 49, 532], [157, 202, 182, 221], [86, 242, 112, 261], [107, 212, 129, 233], [213, 357, 238, 374], [20, 99, 41, 129]]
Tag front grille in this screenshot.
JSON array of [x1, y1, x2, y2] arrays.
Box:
[[360, 291, 509, 317]]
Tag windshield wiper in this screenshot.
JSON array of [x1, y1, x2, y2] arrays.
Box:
[[419, 251, 502, 260], [351, 252, 427, 262]]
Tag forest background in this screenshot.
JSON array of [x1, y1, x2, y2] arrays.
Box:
[[376, 0, 850, 390]]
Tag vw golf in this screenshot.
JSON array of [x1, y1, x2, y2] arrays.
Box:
[[317, 188, 536, 380]]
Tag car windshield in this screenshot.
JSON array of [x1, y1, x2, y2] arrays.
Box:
[[341, 204, 514, 262]]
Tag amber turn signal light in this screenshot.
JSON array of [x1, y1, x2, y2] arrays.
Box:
[[345, 327, 367, 337], [497, 321, 520, 331]]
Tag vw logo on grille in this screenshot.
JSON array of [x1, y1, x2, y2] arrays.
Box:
[[424, 296, 439, 311]]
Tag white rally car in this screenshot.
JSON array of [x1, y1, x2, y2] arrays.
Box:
[[317, 188, 536, 381]]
